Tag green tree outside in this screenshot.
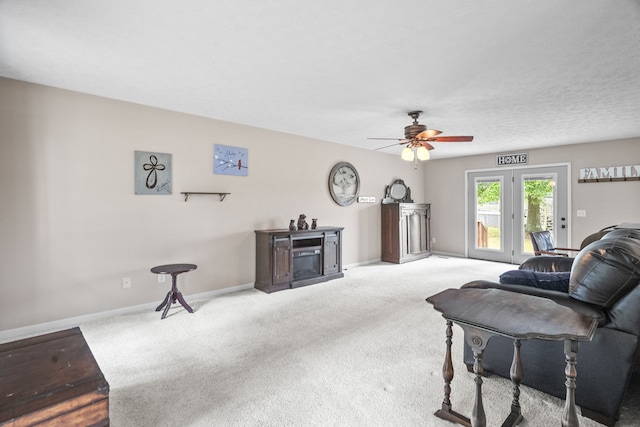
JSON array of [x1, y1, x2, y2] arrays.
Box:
[[476, 180, 554, 233]]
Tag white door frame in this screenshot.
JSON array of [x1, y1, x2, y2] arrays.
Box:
[[465, 162, 572, 263]]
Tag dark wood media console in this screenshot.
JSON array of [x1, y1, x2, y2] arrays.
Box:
[[255, 227, 344, 293]]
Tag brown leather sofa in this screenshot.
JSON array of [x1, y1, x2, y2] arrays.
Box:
[[461, 229, 640, 426]]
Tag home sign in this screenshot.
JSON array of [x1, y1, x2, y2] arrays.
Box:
[[496, 153, 528, 166]]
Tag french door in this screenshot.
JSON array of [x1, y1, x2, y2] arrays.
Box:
[[466, 165, 570, 264]]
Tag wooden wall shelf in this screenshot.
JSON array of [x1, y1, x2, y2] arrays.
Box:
[[180, 192, 230, 202]]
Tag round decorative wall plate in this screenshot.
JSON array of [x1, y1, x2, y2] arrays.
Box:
[[328, 162, 360, 206]]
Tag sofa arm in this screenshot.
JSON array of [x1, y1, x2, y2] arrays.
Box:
[[461, 280, 606, 325], [519, 256, 574, 272], [607, 281, 640, 336]]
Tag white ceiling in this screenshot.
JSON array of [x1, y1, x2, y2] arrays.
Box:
[[1, 1, 640, 159]]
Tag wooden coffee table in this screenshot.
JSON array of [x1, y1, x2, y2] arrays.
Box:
[[426, 288, 598, 427]]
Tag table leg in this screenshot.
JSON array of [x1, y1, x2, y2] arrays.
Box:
[[175, 291, 194, 313], [471, 346, 487, 427], [502, 339, 524, 427], [171, 273, 194, 313], [458, 328, 492, 427], [161, 293, 173, 319], [155, 291, 172, 312], [434, 320, 471, 427], [562, 340, 580, 427]]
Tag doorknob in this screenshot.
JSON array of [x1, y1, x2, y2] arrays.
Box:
[[561, 217, 566, 221], [561, 225, 566, 229]]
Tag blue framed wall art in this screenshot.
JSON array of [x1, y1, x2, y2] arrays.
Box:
[[214, 144, 248, 176]]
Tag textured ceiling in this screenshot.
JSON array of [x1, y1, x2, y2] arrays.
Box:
[[1, 1, 640, 159]]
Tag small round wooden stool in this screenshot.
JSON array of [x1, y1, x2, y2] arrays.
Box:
[[150, 263, 197, 319]]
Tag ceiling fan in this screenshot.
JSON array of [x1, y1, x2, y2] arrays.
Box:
[[369, 111, 473, 162]]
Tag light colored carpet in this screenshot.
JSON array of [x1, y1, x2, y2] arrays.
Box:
[[80, 256, 639, 426]]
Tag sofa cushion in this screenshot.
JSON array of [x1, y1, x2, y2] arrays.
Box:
[[569, 237, 640, 308], [519, 256, 574, 272], [499, 270, 570, 292]]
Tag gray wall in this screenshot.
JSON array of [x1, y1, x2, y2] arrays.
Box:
[[0, 78, 425, 332], [425, 139, 640, 256], [2, 77, 638, 335]]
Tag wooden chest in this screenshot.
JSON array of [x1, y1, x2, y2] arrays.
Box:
[[0, 327, 109, 426]]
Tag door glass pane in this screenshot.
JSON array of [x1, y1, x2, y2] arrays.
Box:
[[522, 174, 556, 253], [475, 178, 502, 250]]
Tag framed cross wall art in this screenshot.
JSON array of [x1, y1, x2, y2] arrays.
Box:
[[214, 144, 248, 176], [134, 151, 172, 195]]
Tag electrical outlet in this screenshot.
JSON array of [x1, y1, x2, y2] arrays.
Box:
[[432, 237, 437, 244], [577, 209, 587, 217], [121, 277, 131, 289], [157, 274, 166, 283]]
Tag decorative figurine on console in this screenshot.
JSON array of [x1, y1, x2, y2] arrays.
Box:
[[289, 219, 297, 231], [311, 219, 318, 229], [297, 214, 309, 230]]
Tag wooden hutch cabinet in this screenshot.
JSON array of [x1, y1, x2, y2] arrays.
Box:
[[381, 203, 431, 264], [255, 227, 344, 293]]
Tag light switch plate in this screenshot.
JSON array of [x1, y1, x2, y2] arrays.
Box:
[[577, 209, 587, 217]]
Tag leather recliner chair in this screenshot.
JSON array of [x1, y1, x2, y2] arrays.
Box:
[[461, 230, 640, 426], [519, 225, 618, 272]]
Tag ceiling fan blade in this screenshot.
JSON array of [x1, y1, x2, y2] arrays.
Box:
[[374, 142, 406, 150], [370, 112, 473, 153], [433, 136, 474, 142], [415, 129, 442, 139]]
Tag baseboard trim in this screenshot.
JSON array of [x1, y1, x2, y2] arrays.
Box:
[[343, 258, 381, 270], [345, 255, 468, 268], [0, 282, 255, 343], [432, 251, 467, 258]]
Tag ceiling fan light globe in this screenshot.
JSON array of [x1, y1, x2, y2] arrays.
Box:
[[417, 146, 430, 160], [401, 147, 415, 161]]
